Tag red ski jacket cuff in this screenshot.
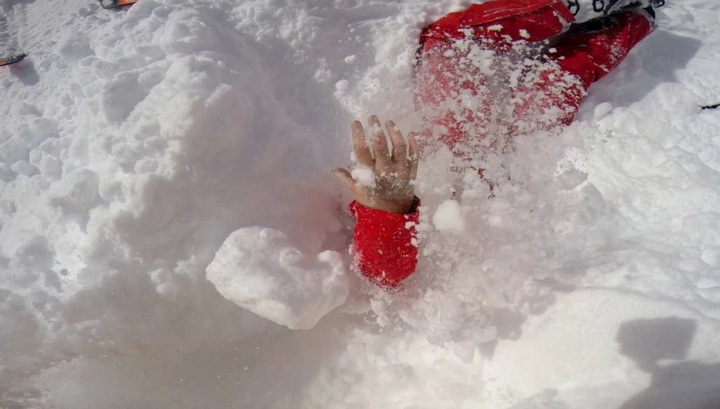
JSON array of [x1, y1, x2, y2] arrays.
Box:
[[349, 199, 420, 288]]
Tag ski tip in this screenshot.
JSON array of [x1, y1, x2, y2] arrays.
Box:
[[0, 53, 26, 67], [98, 0, 139, 9]]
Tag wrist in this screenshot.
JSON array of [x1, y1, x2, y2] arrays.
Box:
[[359, 196, 418, 214]]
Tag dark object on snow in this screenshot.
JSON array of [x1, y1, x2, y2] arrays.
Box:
[[0, 53, 26, 67], [98, 0, 138, 9], [701, 103, 720, 110]]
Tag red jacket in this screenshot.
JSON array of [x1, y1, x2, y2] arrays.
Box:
[[351, 0, 653, 289]]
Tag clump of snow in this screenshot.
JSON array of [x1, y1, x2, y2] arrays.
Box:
[[350, 165, 376, 188], [206, 227, 348, 330], [432, 199, 465, 233]]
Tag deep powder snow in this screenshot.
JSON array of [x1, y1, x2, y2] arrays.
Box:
[[1, 0, 720, 408]]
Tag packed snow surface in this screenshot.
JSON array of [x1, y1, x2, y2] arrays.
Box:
[[2, 0, 720, 408]]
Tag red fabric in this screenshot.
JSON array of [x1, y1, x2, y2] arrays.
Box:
[[349, 200, 419, 288], [351, 0, 652, 288], [415, 0, 576, 148], [420, 0, 574, 47], [549, 11, 653, 123]]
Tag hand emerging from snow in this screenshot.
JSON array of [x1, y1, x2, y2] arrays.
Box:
[[334, 116, 419, 214]]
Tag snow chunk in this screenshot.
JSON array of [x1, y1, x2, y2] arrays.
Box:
[[351, 166, 376, 188], [206, 227, 349, 330], [335, 79, 349, 97], [432, 200, 465, 233]]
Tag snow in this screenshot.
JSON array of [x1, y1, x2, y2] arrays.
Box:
[[206, 226, 348, 330], [432, 199, 465, 233], [1, 0, 720, 408], [350, 165, 376, 188]]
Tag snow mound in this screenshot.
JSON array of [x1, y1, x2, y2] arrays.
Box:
[[206, 227, 349, 330]]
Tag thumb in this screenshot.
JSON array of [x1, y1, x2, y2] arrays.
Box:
[[332, 168, 356, 191]]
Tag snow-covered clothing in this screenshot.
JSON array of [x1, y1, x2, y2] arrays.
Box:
[[350, 0, 654, 288]]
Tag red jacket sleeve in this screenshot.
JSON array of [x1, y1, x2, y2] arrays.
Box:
[[349, 200, 419, 288]]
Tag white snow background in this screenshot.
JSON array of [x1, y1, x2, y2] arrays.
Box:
[[2, 0, 720, 408]]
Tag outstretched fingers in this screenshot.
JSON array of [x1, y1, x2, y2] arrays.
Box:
[[336, 117, 419, 213]]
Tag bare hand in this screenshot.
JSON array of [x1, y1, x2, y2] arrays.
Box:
[[334, 116, 419, 214]]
